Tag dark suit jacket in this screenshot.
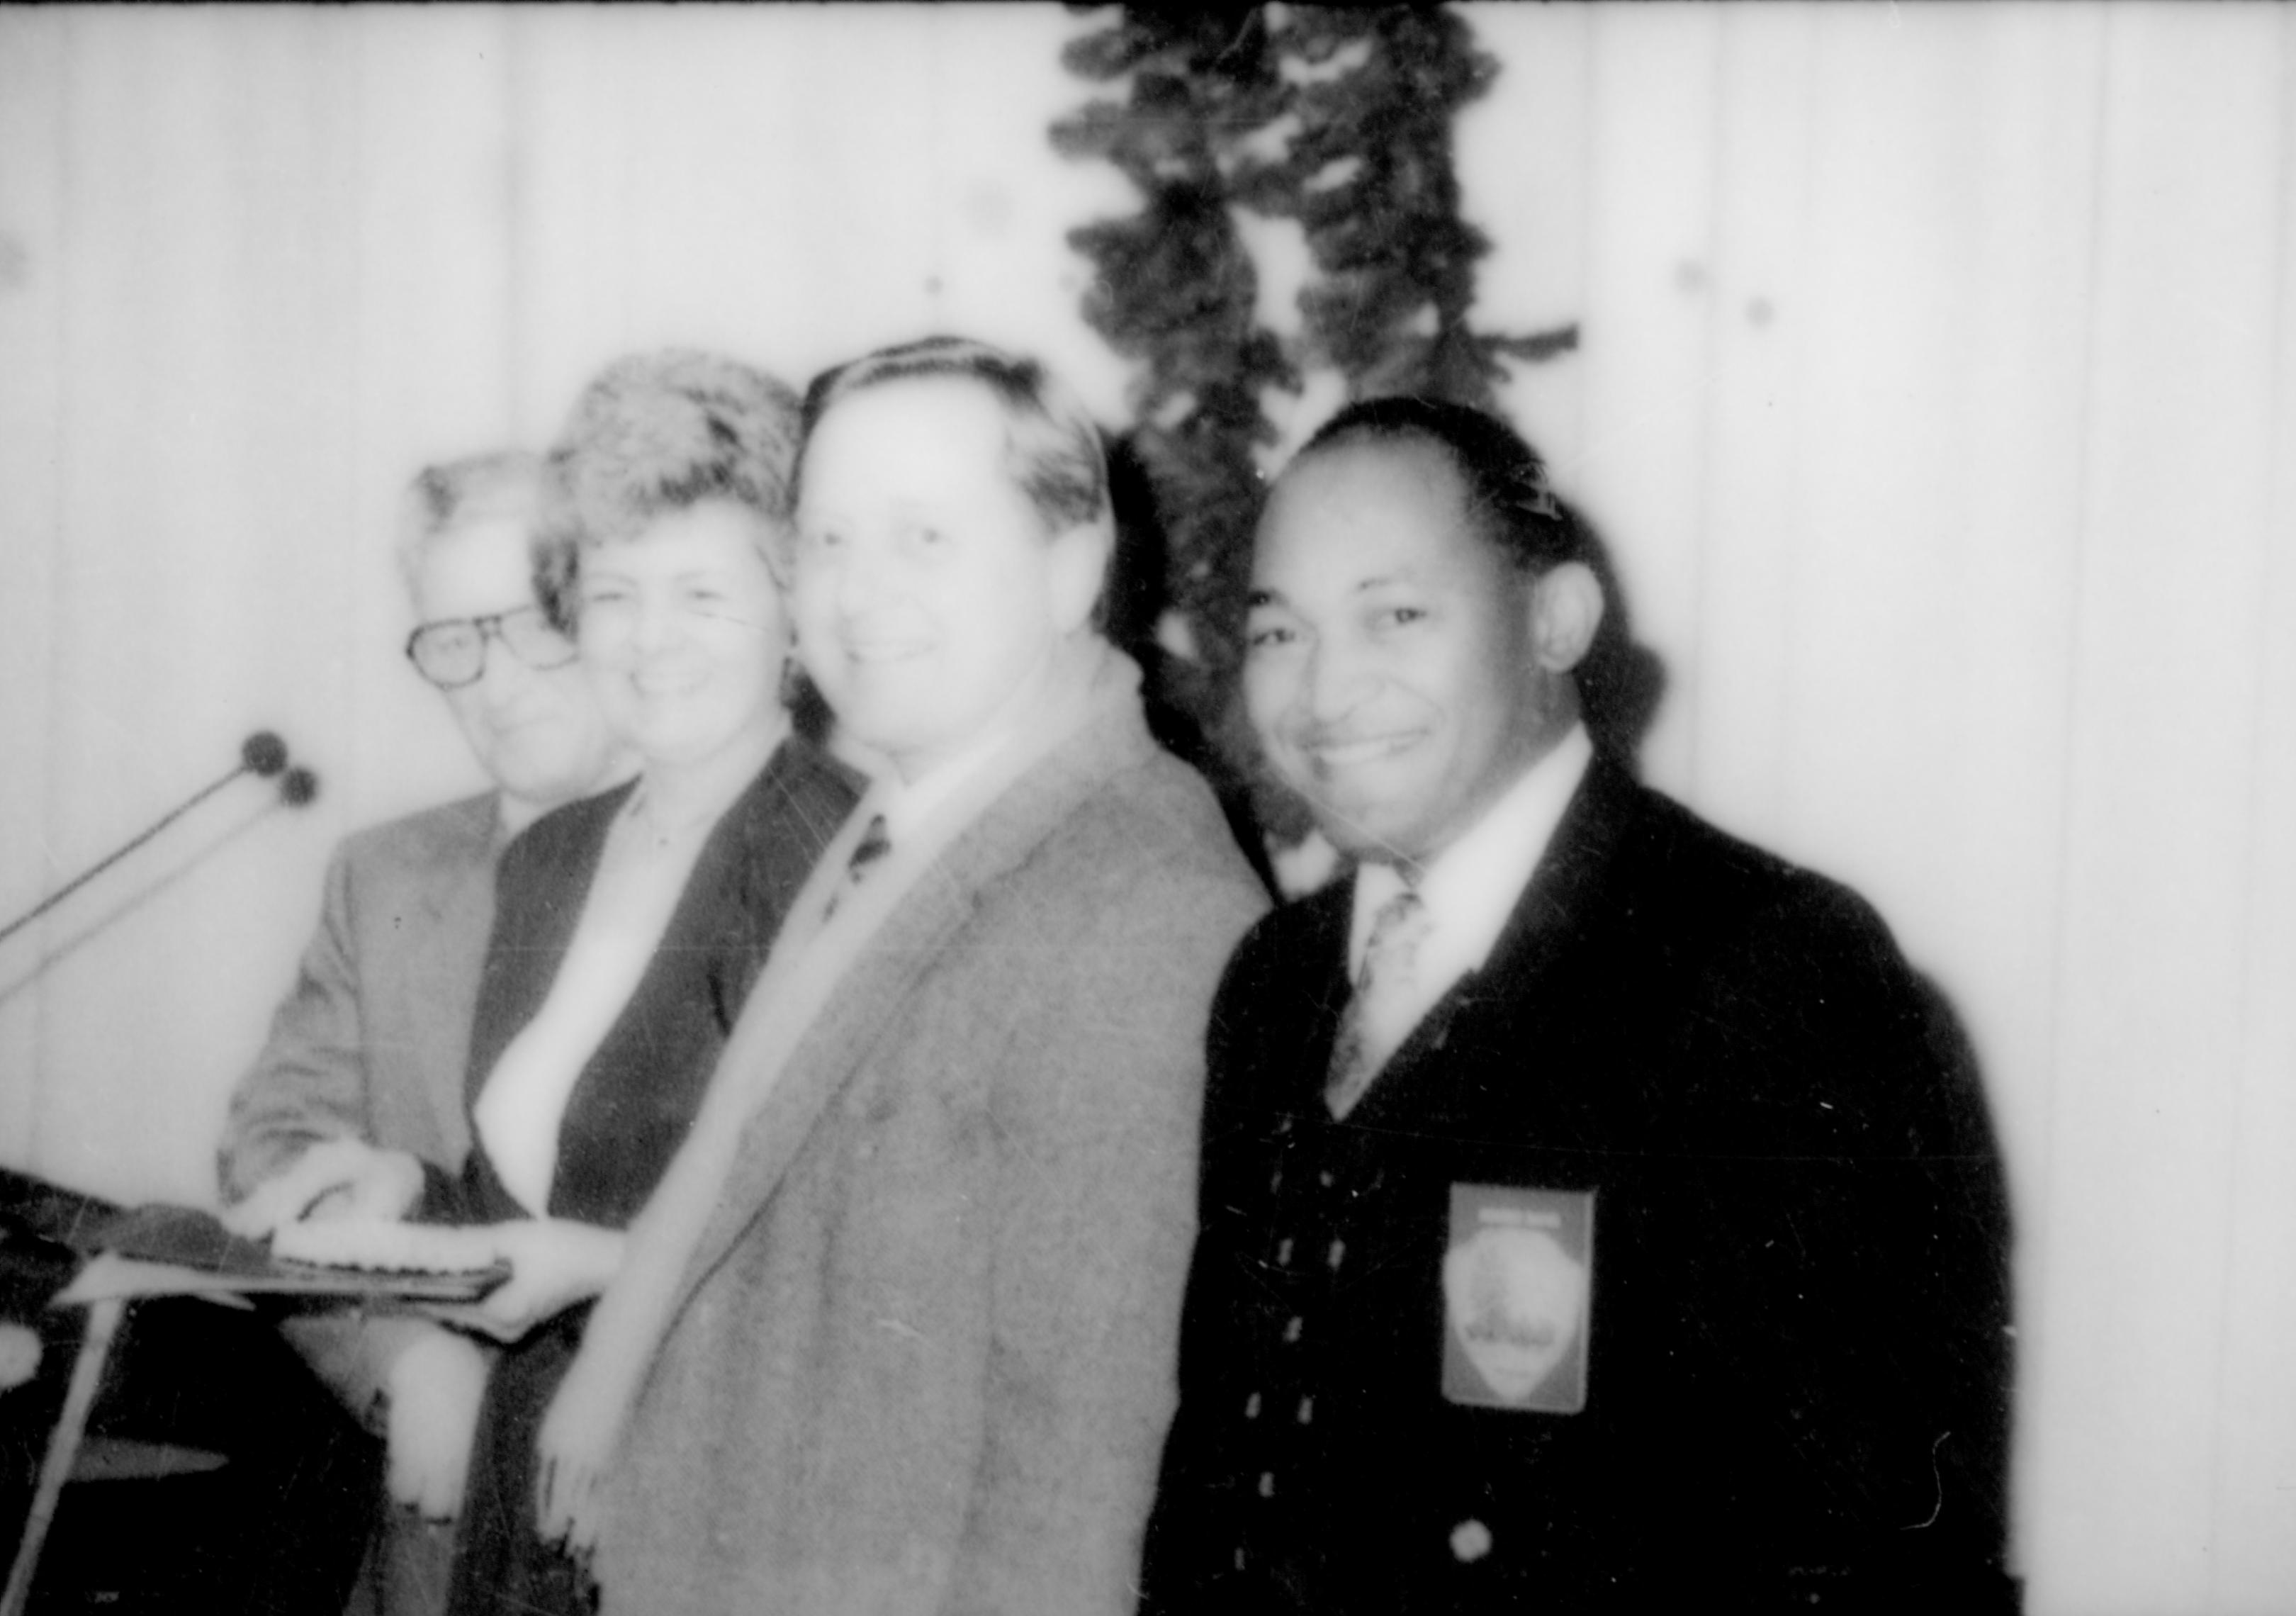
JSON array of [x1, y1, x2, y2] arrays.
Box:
[[440, 734, 859, 1228], [1142, 756, 2014, 1614], [436, 734, 859, 1616]]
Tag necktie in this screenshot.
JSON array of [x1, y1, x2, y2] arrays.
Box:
[[1324, 887, 1432, 1118], [824, 812, 891, 922]]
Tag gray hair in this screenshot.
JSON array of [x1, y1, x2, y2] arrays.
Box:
[[394, 450, 548, 602]]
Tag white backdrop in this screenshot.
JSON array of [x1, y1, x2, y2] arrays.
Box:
[[1, 6, 2290, 1611]]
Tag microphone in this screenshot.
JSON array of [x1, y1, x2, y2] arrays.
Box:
[[242, 732, 288, 779], [0, 733, 318, 947]]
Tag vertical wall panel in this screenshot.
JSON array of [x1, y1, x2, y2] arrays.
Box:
[[2205, 19, 2296, 1605], [1458, 4, 1593, 477], [1779, 11, 2001, 920], [1906, 6, 2103, 1205], [21, 12, 376, 1202], [347, 6, 556, 834], [0, 10, 71, 1161], [1575, 6, 1724, 795], [1685, 7, 1814, 838], [2031, 11, 2289, 1610], [915, 6, 1135, 421]]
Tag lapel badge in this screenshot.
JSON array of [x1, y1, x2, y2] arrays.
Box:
[[1441, 1184, 1593, 1413]]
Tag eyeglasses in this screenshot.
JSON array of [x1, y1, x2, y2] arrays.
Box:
[[405, 606, 578, 690]]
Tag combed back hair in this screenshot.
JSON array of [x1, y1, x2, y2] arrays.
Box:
[[794, 335, 1112, 539], [1296, 395, 1579, 576], [395, 450, 547, 603], [537, 348, 802, 628]]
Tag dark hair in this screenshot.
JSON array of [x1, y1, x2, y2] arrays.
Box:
[[1296, 395, 1578, 575], [794, 335, 1111, 538]]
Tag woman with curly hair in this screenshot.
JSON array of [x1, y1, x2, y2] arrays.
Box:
[[423, 350, 862, 1615]]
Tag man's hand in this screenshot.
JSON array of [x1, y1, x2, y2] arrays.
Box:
[[222, 1137, 425, 1238], [383, 1326, 492, 1522], [429, 1219, 626, 1344]]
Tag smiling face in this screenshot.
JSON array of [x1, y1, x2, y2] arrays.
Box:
[[1244, 436, 1580, 867], [792, 376, 1105, 782], [412, 515, 620, 812], [574, 498, 792, 770]]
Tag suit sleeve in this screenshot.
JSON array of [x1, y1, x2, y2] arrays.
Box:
[[1686, 882, 2014, 1601], [215, 836, 477, 1422], [216, 844, 372, 1203], [946, 866, 1266, 1616]]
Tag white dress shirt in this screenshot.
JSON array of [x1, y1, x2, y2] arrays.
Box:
[[1346, 722, 1594, 1047]]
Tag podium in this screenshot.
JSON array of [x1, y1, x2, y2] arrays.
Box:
[[0, 1167, 425, 1613]]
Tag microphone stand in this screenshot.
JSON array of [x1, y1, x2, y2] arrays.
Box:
[[0, 734, 313, 948]]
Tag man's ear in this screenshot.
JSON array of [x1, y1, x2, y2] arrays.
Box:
[[1527, 561, 1604, 673], [1047, 518, 1115, 636]]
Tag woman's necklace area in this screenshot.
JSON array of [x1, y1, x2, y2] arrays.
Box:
[[617, 783, 724, 854]]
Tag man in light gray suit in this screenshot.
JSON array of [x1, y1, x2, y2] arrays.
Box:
[[218, 451, 626, 1613], [537, 337, 1268, 1615]]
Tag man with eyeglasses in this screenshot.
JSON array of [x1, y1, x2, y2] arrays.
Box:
[[218, 450, 627, 1615]]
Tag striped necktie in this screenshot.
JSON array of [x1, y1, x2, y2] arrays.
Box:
[[1324, 887, 1432, 1119]]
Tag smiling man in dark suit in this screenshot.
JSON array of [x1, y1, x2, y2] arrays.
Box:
[[1140, 397, 2015, 1613]]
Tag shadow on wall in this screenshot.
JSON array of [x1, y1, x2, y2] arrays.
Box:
[[1561, 498, 1666, 776]]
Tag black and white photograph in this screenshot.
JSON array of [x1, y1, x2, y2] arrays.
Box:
[[0, 6, 2289, 1613]]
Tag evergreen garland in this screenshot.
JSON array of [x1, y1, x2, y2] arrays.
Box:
[[1054, 4, 1577, 833]]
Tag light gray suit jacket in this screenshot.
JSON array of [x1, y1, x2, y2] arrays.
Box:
[[596, 684, 1266, 1616], [218, 791, 497, 1420]]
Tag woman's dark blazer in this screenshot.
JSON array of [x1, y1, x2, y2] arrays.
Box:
[[436, 733, 860, 1616], [446, 733, 861, 1226]]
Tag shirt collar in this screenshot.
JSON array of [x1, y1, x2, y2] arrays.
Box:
[[867, 635, 1108, 854], [1349, 722, 1593, 982]]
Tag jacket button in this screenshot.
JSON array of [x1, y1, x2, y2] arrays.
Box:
[[1451, 1519, 1493, 1563]]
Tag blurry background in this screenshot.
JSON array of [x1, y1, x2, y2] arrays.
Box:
[[0, 6, 2288, 1611]]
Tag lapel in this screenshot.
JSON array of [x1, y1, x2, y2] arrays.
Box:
[[383, 794, 498, 1048], [1461, 753, 1639, 1008], [1343, 754, 1641, 1131], [631, 736, 862, 1031], [378, 792, 496, 931], [670, 672, 1160, 1315], [461, 781, 634, 1109]]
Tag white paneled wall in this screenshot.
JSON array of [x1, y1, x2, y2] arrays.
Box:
[[0, 6, 2288, 1610], [1470, 7, 2296, 1609]]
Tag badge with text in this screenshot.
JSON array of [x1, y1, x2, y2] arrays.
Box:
[[1441, 1184, 1594, 1413]]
